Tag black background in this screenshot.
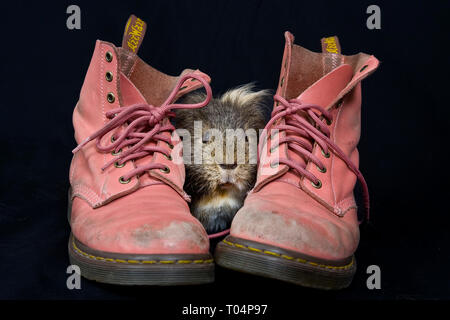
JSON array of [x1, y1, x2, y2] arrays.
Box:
[[0, 0, 448, 308]]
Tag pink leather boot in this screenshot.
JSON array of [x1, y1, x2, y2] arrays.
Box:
[[215, 32, 379, 289], [68, 15, 215, 285]]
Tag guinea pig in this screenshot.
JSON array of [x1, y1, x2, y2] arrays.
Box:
[[175, 84, 272, 234]]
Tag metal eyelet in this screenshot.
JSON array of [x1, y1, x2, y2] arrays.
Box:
[[326, 118, 333, 126], [280, 77, 284, 87], [168, 143, 174, 149], [311, 180, 322, 189], [111, 149, 122, 156], [111, 135, 116, 143], [105, 51, 113, 62], [114, 161, 125, 168], [119, 176, 131, 184], [270, 162, 279, 168], [360, 65, 368, 72], [160, 166, 170, 174], [321, 149, 331, 158], [107, 92, 115, 103], [317, 165, 327, 173], [106, 72, 113, 82], [164, 154, 173, 161]]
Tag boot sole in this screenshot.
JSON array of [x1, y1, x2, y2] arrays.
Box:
[[215, 236, 356, 290], [68, 233, 215, 286]]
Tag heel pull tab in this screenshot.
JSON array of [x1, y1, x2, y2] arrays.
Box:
[[122, 15, 147, 54], [321, 36, 343, 74]]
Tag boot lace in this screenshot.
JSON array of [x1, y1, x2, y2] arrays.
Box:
[[72, 74, 212, 182], [261, 94, 370, 221]]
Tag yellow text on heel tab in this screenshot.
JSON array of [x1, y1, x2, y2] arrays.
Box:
[[122, 15, 147, 54], [322, 36, 341, 54]]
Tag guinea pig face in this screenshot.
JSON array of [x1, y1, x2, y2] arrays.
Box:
[[176, 84, 271, 233], [198, 116, 259, 196]]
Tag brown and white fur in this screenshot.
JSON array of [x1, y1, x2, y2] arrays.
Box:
[[175, 84, 271, 233]]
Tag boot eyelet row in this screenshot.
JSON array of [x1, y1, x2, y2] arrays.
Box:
[[160, 166, 170, 174], [321, 149, 330, 158], [105, 51, 113, 62], [111, 149, 122, 156], [114, 161, 125, 168], [119, 176, 131, 184], [107, 92, 115, 103], [311, 180, 322, 189], [106, 71, 113, 82]]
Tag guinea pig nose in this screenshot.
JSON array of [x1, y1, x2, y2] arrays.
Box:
[[219, 164, 237, 170]]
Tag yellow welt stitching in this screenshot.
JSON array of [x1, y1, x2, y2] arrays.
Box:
[[177, 260, 193, 264], [72, 239, 213, 265], [222, 240, 354, 270], [127, 260, 139, 264], [263, 250, 280, 257]]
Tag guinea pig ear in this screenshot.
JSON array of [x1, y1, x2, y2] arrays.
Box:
[[220, 83, 273, 123]]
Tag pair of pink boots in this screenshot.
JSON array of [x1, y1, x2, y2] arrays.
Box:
[[68, 15, 378, 289]]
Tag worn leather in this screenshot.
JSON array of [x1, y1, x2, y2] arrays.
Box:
[[69, 36, 211, 254], [230, 32, 379, 261]]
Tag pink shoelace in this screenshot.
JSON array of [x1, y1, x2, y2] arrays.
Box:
[[261, 94, 370, 221], [72, 74, 229, 238]]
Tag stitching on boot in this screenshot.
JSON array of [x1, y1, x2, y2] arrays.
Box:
[[72, 239, 214, 264], [222, 239, 354, 270]]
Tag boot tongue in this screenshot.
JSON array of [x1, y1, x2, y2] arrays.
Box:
[[280, 62, 353, 184], [297, 35, 351, 107], [297, 63, 353, 107]]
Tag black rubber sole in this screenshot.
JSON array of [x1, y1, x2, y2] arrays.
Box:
[[215, 236, 356, 290], [68, 233, 215, 286]]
